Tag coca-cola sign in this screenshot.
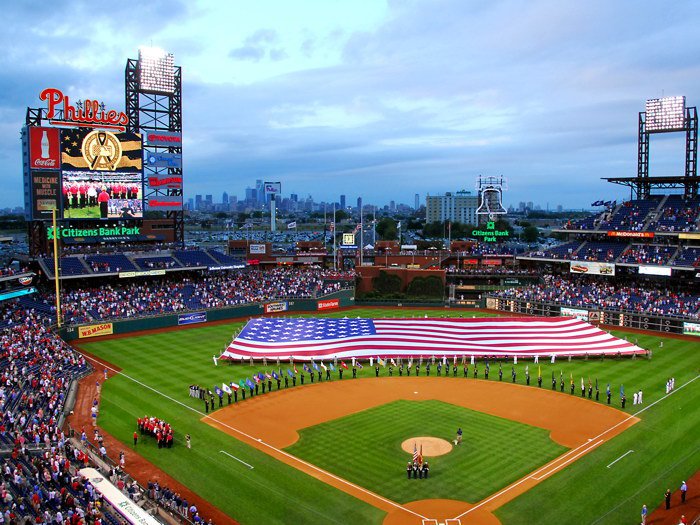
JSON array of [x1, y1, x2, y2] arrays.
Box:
[[29, 127, 61, 170], [39, 87, 129, 132]]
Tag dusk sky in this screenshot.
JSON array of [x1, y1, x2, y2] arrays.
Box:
[[2, 0, 699, 210]]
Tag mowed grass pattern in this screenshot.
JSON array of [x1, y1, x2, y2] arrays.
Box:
[[285, 399, 566, 503], [79, 308, 700, 525]]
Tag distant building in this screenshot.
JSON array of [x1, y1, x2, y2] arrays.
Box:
[[415, 193, 419, 210], [426, 191, 478, 224], [195, 195, 202, 210], [222, 192, 229, 204], [340, 194, 346, 210]]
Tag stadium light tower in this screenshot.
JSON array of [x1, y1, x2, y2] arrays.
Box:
[[125, 47, 184, 244]]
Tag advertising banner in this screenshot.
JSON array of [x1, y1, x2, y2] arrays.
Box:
[[145, 130, 182, 147], [607, 231, 655, 239], [148, 174, 183, 189], [145, 152, 182, 168], [561, 307, 589, 321], [147, 195, 183, 211], [178, 312, 207, 326], [639, 265, 672, 276], [29, 127, 61, 170], [118, 270, 167, 278], [249, 244, 266, 254], [317, 298, 340, 311], [265, 301, 288, 313], [30, 170, 60, 220], [264, 182, 281, 195], [682, 322, 700, 336], [78, 468, 161, 525], [78, 323, 113, 339], [569, 261, 615, 276]]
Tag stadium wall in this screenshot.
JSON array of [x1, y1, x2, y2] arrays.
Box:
[[59, 290, 354, 342]]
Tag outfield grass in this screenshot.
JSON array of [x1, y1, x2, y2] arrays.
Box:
[[285, 399, 566, 503], [81, 308, 700, 525]]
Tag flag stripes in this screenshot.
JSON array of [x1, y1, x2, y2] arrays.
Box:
[[221, 317, 644, 360]]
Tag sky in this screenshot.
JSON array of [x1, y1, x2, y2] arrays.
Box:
[[2, 0, 700, 210]]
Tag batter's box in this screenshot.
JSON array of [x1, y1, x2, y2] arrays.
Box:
[[421, 520, 461, 525], [421, 520, 438, 525]]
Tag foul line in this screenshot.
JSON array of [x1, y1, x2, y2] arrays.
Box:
[[606, 450, 634, 469], [81, 354, 428, 521], [219, 450, 254, 470], [531, 440, 603, 480], [454, 373, 700, 521]]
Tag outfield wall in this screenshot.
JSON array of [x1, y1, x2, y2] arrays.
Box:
[[60, 290, 354, 342]]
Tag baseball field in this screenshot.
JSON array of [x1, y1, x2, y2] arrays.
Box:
[[74, 308, 700, 525]]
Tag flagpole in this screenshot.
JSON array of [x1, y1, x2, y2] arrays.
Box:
[[373, 206, 376, 246], [333, 203, 336, 271], [360, 200, 364, 267]]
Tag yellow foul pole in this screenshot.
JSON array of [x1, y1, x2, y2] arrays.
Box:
[[52, 209, 62, 327]]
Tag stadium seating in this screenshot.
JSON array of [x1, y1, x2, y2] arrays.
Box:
[[571, 241, 628, 262], [673, 246, 700, 267], [527, 241, 582, 259], [85, 254, 137, 273], [173, 250, 218, 268], [618, 244, 677, 265], [647, 195, 700, 232], [598, 198, 661, 231], [133, 255, 182, 270], [490, 275, 700, 319]]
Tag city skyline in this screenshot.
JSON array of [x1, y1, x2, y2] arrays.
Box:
[[2, 1, 699, 209]]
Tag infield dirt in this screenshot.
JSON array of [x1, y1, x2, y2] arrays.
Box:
[[204, 377, 638, 524]]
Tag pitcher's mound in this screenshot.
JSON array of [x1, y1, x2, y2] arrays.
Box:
[[401, 437, 453, 457]]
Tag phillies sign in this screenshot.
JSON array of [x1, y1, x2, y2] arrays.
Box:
[[29, 127, 61, 170], [39, 87, 129, 132]]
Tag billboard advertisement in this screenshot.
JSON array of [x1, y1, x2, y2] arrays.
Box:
[[147, 195, 183, 211], [561, 307, 589, 321], [569, 261, 615, 276], [249, 244, 266, 254], [317, 298, 340, 311], [145, 130, 182, 147], [682, 322, 700, 336], [29, 127, 61, 170], [30, 170, 60, 220], [178, 312, 207, 326], [264, 182, 281, 195], [639, 265, 672, 277], [147, 174, 183, 189], [265, 301, 288, 313], [145, 152, 182, 168], [78, 323, 113, 339]]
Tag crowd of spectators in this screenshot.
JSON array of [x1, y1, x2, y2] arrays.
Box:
[[618, 245, 676, 265], [444, 265, 539, 275], [60, 267, 355, 324], [490, 275, 700, 318]]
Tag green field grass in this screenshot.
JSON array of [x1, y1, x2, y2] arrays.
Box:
[[285, 399, 567, 503], [80, 307, 700, 525]]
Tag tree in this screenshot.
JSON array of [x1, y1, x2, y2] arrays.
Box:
[[376, 217, 398, 240], [521, 225, 539, 242], [334, 210, 349, 222]]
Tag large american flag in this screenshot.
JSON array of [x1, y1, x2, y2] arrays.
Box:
[[220, 317, 644, 361]]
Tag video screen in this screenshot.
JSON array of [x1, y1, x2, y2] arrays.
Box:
[[61, 172, 143, 219], [59, 128, 144, 219]]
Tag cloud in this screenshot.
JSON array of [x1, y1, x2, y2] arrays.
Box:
[[229, 28, 288, 63]]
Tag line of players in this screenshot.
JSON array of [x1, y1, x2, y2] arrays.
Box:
[[62, 181, 140, 209]]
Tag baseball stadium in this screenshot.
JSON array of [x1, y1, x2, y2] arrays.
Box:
[[3, 34, 700, 525]]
